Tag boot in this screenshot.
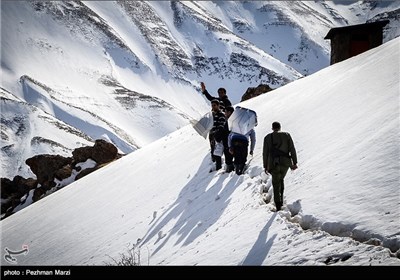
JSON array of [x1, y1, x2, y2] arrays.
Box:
[[235, 164, 245, 175], [225, 164, 234, 173]]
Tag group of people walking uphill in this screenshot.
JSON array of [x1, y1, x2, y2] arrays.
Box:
[[200, 82, 298, 211], [201, 82, 255, 175]]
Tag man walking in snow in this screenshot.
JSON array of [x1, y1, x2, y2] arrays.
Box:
[[228, 128, 256, 175], [201, 82, 232, 111], [263, 122, 297, 211], [209, 99, 226, 172]]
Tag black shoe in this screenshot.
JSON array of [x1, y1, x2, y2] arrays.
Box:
[[225, 164, 234, 173], [235, 164, 244, 175], [235, 167, 242, 175]]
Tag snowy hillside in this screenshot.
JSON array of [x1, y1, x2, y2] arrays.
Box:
[[2, 1, 399, 179], [1, 38, 399, 266]]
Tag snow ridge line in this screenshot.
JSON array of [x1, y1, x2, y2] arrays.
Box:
[[255, 168, 400, 258]]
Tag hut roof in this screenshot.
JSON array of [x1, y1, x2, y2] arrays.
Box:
[[324, 20, 389, 40]]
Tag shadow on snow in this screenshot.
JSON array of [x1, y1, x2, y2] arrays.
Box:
[[141, 154, 245, 257]]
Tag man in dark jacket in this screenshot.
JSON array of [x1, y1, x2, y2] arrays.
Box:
[[201, 82, 232, 111], [263, 122, 298, 211], [209, 99, 226, 171]]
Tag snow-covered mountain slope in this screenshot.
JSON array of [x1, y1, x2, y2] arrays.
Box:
[[1, 1, 399, 179], [1, 87, 93, 177], [1, 38, 399, 265]]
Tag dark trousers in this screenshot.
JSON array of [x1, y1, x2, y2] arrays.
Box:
[[224, 147, 233, 165], [270, 165, 289, 210], [232, 138, 248, 174], [209, 137, 222, 170]]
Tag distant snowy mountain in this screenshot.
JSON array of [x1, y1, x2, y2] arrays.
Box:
[[225, 1, 400, 74], [1, 1, 399, 178]]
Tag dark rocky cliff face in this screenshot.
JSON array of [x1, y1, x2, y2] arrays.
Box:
[[1, 139, 121, 219], [241, 84, 274, 102]]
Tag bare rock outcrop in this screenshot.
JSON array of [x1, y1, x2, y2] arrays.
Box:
[[73, 139, 118, 165], [1, 139, 122, 220], [241, 84, 274, 102]]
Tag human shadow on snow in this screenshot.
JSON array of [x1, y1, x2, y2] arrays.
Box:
[[241, 212, 277, 265], [141, 155, 244, 257]]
